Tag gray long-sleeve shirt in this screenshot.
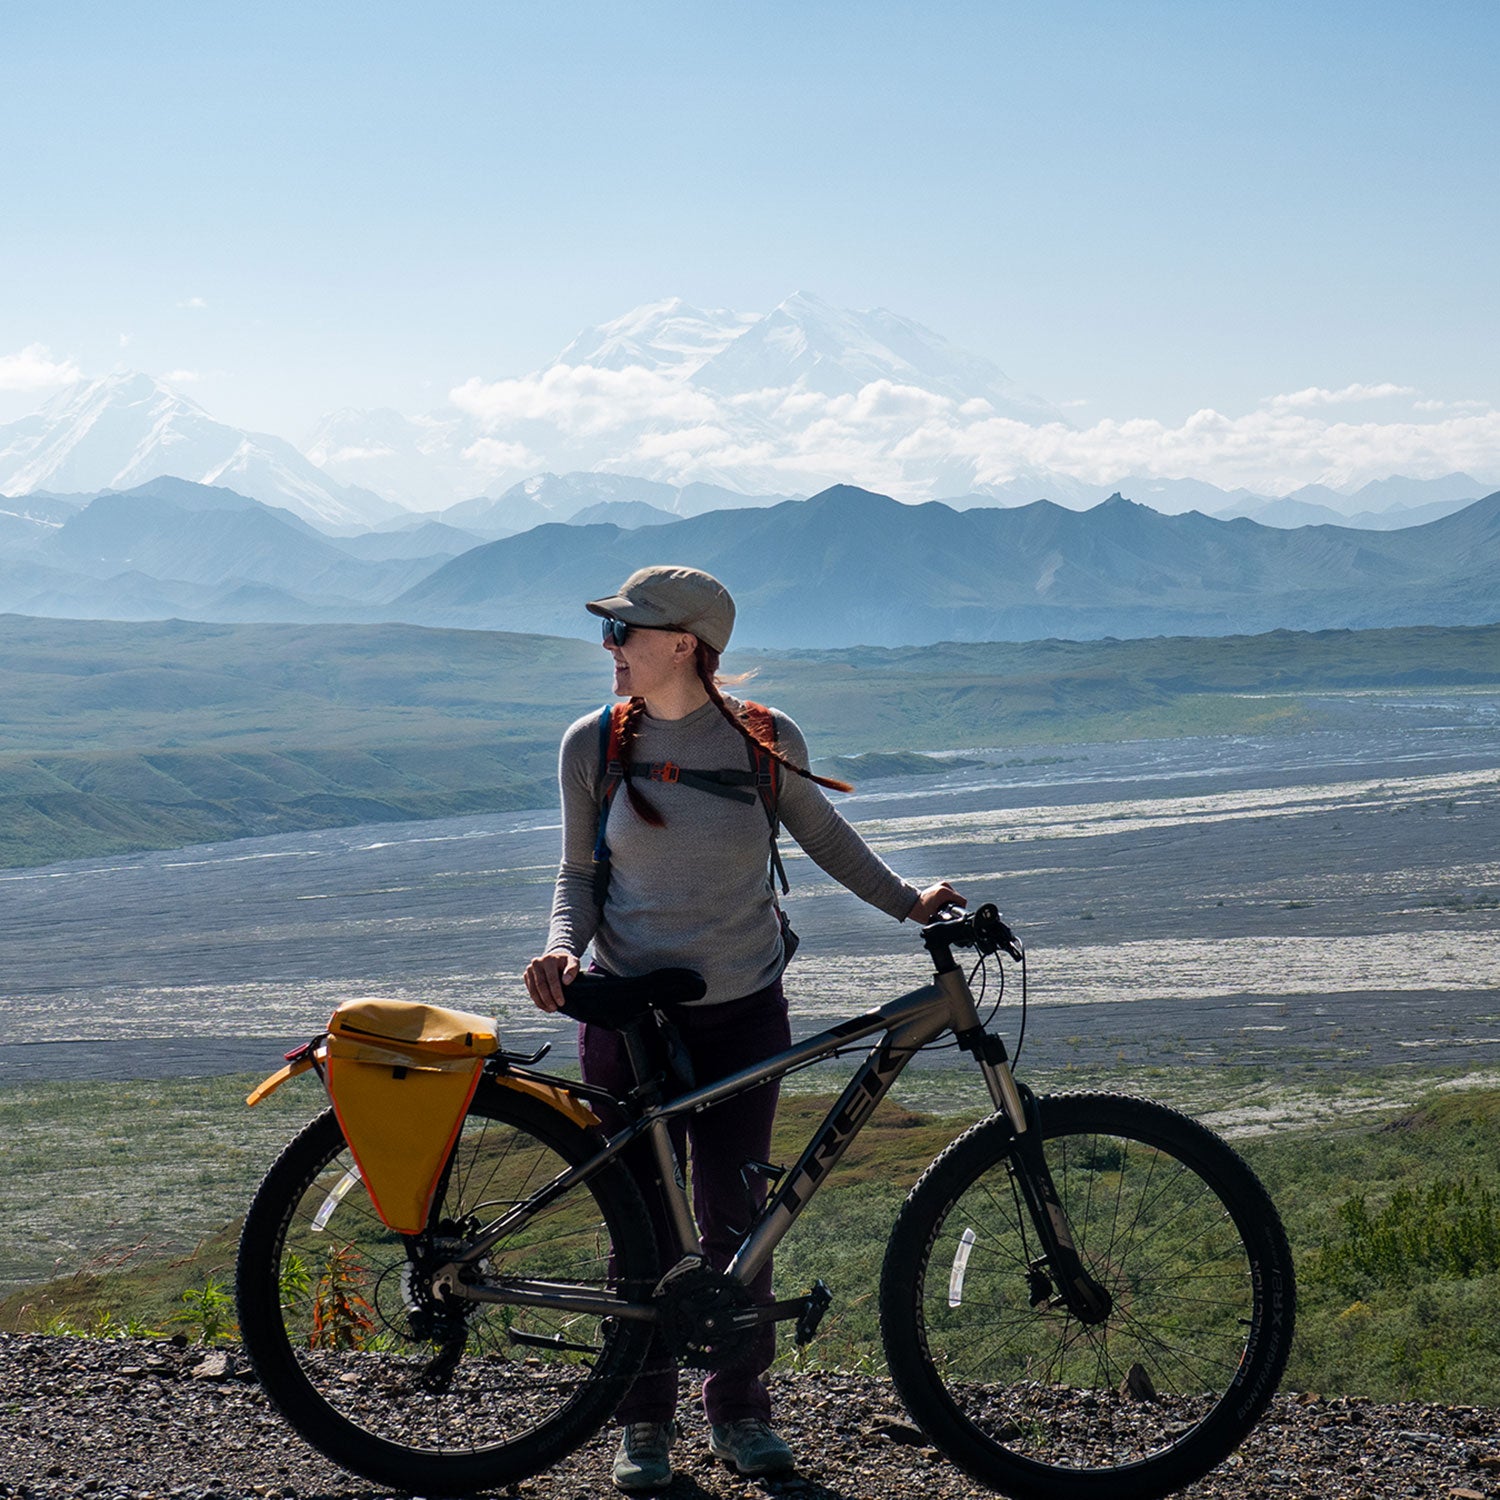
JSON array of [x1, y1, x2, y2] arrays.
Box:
[[546, 697, 920, 1007]]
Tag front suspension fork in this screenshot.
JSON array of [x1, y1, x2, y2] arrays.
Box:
[[960, 1028, 1112, 1325]]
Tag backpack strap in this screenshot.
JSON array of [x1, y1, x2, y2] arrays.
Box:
[[741, 701, 790, 896], [617, 763, 759, 802], [591, 699, 792, 907], [592, 702, 629, 905]]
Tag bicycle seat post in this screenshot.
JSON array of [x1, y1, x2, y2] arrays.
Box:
[[619, 1018, 664, 1111], [619, 1012, 701, 1265]]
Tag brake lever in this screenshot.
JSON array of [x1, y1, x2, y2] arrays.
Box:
[[973, 903, 1025, 962]]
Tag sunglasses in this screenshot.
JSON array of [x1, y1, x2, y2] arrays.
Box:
[[601, 618, 679, 646]]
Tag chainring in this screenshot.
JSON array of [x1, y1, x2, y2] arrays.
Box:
[[654, 1264, 759, 1371]]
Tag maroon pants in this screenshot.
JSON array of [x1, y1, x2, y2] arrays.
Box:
[[579, 979, 790, 1425]]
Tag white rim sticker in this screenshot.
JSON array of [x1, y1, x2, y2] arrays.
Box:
[[948, 1226, 977, 1308], [311, 1164, 362, 1231]]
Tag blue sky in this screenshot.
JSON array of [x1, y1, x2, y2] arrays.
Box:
[[2, 1, 1496, 486]]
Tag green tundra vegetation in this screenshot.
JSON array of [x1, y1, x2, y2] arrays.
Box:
[[5, 1068, 1500, 1404], [3, 613, 1499, 868]]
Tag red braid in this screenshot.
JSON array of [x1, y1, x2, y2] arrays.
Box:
[[616, 695, 665, 826], [694, 643, 854, 794]]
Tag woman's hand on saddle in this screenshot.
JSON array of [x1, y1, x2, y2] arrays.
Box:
[[524, 950, 580, 1012], [907, 881, 967, 924]]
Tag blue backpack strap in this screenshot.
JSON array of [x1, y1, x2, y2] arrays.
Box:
[[593, 703, 626, 905]]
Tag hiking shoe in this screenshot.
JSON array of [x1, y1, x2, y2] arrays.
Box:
[[612, 1420, 677, 1492], [708, 1418, 795, 1475]]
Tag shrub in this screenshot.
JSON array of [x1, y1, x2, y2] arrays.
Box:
[[1311, 1178, 1500, 1296]]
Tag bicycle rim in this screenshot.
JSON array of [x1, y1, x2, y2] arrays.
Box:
[[238, 1083, 654, 1492], [881, 1092, 1293, 1500]]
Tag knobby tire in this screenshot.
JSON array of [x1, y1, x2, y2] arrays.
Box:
[[237, 1082, 656, 1494], [879, 1092, 1294, 1500]]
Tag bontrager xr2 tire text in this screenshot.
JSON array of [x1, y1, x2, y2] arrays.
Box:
[[237, 1083, 656, 1493], [879, 1092, 1293, 1500]]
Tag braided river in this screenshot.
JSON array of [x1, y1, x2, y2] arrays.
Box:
[[3, 689, 1497, 1091]]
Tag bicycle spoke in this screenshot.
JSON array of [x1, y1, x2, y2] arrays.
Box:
[[882, 1093, 1293, 1495], [238, 1087, 654, 1491]]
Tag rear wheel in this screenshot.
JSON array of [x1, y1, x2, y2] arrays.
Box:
[[237, 1081, 655, 1494], [879, 1093, 1294, 1500]]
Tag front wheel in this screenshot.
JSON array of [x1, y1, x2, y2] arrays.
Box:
[[879, 1092, 1294, 1500], [237, 1081, 656, 1494]]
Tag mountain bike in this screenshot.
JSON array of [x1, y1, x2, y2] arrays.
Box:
[[236, 905, 1295, 1499]]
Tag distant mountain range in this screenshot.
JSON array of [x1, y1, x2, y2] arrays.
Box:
[[4, 295, 1492, 529], [437, 472, 797, 538], [5, 476, 1493, 646], [0, 478, 471, 622], [390, 484, 1500, 646], [1212, 474, 1484, 529], [268, 290, 1079, 510], [2, 366, 1485, 542], [0, 373, 400, 529]]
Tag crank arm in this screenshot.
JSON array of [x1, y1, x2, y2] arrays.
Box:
[[723, 1279, 833, 1346]]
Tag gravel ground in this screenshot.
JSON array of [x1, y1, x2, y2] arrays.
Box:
[[2, 1334, 1499, 1500]]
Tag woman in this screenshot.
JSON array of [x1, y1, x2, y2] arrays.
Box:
[[524, 564, 963, 1493]]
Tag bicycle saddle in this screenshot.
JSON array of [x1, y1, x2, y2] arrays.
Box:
[[556, 967, 707, 1028]]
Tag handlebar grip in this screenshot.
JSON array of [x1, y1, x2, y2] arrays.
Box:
[[920, 903, 1024, 961]]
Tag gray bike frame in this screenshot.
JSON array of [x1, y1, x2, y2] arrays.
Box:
[[439, 962, 1029, 1321]]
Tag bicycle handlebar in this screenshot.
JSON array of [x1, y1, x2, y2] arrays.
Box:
[[920, 903, 1024, 964]]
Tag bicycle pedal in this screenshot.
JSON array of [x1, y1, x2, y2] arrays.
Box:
[[795, 1279, 832, 1345]]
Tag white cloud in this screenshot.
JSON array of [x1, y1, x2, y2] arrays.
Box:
[[162, 368, 202, 385], [942, 406, 1500, 494], [628, 424, 733, 461], [450, 364, 717, 436], [0, 343, 81, 392], [1414, 397, 1492, 414], [177, 296, 209, 310], [1263, 382, 1418, 410], [330, 444, 396, 463], [436, 359, 1500, 503], [845, 380, 954, 423]]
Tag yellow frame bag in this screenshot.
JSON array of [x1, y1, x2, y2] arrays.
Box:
[[320, 998, 501, 1235]]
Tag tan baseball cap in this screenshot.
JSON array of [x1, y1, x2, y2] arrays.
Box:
[[586, 564, 736, 653]]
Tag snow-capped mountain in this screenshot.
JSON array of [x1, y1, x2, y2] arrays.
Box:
[[311, 292, 1069, 506], [553, 298, 757, 374], [689, 291, 1066, 420], [0, 374, 400, 530], [5, 303, 1489, 528], [549, 292, 1064, 419]]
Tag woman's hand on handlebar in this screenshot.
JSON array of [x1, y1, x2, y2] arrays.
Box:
[[524, 950, 580, 1013], [907, 881, 967, 924]]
